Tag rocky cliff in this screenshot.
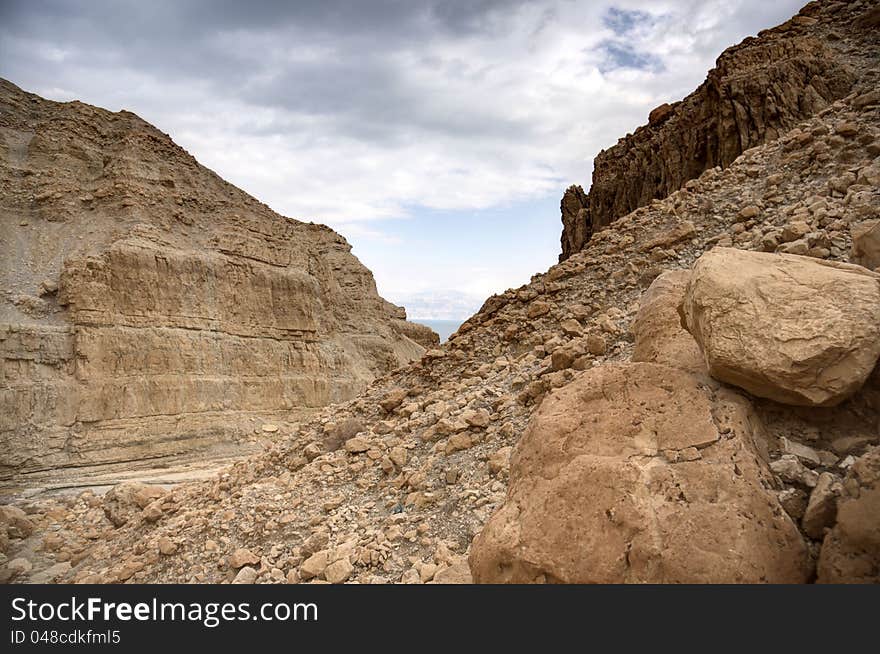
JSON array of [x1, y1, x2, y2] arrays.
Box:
[[0, 0, 878, 585], [559, 0, 875, 260], [0, 79, 436, 491]]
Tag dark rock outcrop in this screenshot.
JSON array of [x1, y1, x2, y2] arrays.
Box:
[[559, 185, 590, 261], [559, 0, 868, 260]]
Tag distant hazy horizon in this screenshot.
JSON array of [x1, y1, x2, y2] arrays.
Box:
[[413, 319, 464, 344]]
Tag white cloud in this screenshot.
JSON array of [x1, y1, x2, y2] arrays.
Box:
[[1, 0, 806, 310], [2, 0, 804, 224]]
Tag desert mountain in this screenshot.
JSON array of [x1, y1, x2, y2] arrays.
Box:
[[0, 0, 879, 585], [559, 0, 874, 260], [0, 79, 436, 492]]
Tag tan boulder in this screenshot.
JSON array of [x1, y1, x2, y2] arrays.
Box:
[[324, 558, 354, 584], [631, 270, 705, 374], [343, 437, 370, 453], [430, 560, 473, 584], [817, 447, 880, 583], [228, 548, 260, 569], [299, 550, 330, 580], [469, 362, 811, 584], [680, 248, 880, 406]]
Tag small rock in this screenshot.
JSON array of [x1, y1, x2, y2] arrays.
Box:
[[777, 239, 809, 255], [158, 536, 177, 555], [527, 301, 551, 319], [430, 560, 473, 584], [0, 505, 34, 539], [462, 409, 490, 429], [777, 488, 808, 520], [550, 348, 575, 371], [834, 122, 858, 137], [488, 447, 513, 475], [586, 334, 607, 356], [232, 566, 258, 584], [560, 319, 583, 337], [302, 531, 329, 556], [780, 437, 821, 467], [379, 388, 408, 413], [324, 558, 354, 584], [419, 562, 439, 583], [770, 455, 819, 487], [737, 205, 761, 221], [445, 433, 473, 455], [400, 568, 421, 584], [781, 221, 810, 243], [229, 548, 260, 569], [344, 437, 370, 453], [300, 550, 329, 580], [389, 446, 408, 468], [802, 472, 841, 540]]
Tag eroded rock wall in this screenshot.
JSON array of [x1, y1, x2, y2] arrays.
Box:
[[0, 79, 429, 488]]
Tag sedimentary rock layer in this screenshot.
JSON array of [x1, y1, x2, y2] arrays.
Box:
[[0, 79, 433, 488]]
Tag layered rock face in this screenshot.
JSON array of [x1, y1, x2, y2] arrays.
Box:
[[0, 79, 433, 489], [559, 0, 869, 260]]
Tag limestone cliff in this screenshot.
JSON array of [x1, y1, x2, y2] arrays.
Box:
[[559, 0, 874, 260], [0, 79, 436, 489]]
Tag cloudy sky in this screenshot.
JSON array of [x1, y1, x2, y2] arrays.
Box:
[[1, 0, 804, 319]]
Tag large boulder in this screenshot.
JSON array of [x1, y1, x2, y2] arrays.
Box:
[[469, 362, 811, 583], [680, 248, 880, 407], [817, 447, 880, 583], [631, 270, 705, 374]]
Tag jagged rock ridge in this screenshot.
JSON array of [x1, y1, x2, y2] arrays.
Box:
[[0, 79, 436, 490], [559, 0, 873, 260]]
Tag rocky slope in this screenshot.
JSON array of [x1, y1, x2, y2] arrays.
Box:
[[560, 0, 877, 260], [1, 0, 879, 585], [0, 80, 436, 493]]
